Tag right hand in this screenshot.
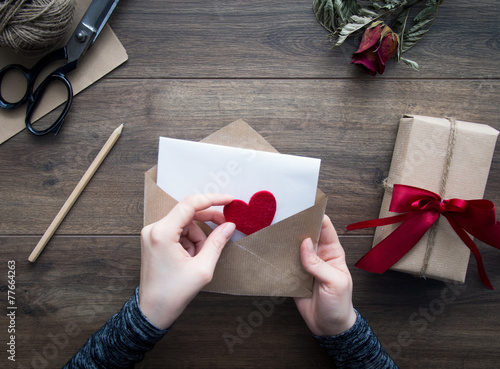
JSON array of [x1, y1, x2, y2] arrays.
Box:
[[294, 215, 357, 336]]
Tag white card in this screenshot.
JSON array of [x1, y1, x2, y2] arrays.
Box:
[[157, 137, 321, 240]]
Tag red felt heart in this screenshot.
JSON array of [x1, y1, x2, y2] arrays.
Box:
[[223, 191, 277, 235]]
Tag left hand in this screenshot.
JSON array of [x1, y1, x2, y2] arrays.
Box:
[[138, 194, 236, 329]]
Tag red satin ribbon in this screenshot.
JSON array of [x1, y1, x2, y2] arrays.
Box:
[[347, 184, 500, 289]]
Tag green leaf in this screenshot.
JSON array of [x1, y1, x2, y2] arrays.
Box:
[[414, 1, 438, 22], [391, 7, 409, 35], [406, 18, 433, 34], [371, 0, 410, 12], [313, 0, 335, 31], [394, 9, 410, 61], [358, 7, 379, 17], [400, 0, 442, 53], [313, 0, 363, 33], [335, 15, 375, 46], [401, 57, 420, 70], [342, 0, 361, 19]]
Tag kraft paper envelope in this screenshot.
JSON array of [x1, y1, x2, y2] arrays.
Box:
[[0, 0, 128, 144], [144, 119, 328, 297]]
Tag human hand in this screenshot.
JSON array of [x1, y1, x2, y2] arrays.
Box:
[[138, 194, 236, 329], [294, 215, 357, 336]]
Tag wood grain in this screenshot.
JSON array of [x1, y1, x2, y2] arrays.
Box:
[[1, 80, 498, 235], [0, 0, 499, 368], [108, 0, 500, 79]]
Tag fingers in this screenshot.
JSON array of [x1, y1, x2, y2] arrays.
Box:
[[299, 216, 349, 284], [193, 208, 227, 225], [180, 222, 208, 256], [318, 215, 340, 247], [168, 194, 233, 229], [196, 222, 236, 273], [316, 216, 346, 265], [299, 238, 336, 285], [150, 194, 233, 242]]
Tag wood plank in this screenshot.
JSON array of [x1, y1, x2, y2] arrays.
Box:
[[1, 236, 498, 368], [108, 0, 500, 79], [1, 79, 498, 236]]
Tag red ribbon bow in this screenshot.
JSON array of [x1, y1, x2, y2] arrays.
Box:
[[347, 184, 500, 289]]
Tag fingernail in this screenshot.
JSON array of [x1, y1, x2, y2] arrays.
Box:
[[222, 222, 236, 239], [305, 238, 315, 253]]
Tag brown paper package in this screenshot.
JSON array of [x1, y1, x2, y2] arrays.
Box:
[[144, 119, 328, 297], [373, 115, 499, 283]]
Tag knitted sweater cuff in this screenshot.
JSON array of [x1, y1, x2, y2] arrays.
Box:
[[313, 309, 398, 369]]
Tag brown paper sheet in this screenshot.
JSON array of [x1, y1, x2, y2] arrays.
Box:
[[0, 0, 128, 144], [374, 115, 499, 283], [144, 119, 328, 297]]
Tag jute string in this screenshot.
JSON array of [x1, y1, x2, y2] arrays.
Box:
[[383, 117, 458, 278], [418, 117, 457, 277], [0, 0, 75, 56]]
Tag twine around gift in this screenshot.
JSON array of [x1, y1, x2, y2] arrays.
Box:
[[420, 117, 458, 278], [0, 0, 76, 56], [380, 117, 458, 278], [348, 118, 500, 289]]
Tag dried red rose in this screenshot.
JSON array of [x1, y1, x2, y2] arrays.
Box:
[[351, 22, 400, 76]]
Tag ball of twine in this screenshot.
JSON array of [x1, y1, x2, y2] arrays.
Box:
[[0, 0, 76, 56]]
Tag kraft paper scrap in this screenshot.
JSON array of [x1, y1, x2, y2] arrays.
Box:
[[0, 0, 128, 144], [144, 119, 328, 297], [374, 115, 499, 283]]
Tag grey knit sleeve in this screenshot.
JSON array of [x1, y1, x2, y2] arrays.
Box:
[[314, 310, 398, 368], [63, 286, 170, 368]]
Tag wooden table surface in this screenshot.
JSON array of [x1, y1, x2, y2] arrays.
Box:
[[1, 1, 499, 368]]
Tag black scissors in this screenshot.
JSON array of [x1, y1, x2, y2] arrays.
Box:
[[0, 0, 120, 136]]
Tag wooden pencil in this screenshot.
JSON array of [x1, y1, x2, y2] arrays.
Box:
[[28, 124, 124, 262]]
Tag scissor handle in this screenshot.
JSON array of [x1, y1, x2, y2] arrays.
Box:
[[0, 47, 68, 111], [25, 72, 73, 136], [0, 64, 32, 110]]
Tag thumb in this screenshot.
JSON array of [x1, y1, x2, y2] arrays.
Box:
[[300, 238, 336, 285], [197, 222, 236, 267]]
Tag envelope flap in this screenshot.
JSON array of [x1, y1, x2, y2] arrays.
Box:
[[201, 119, 278, 153], [144, 166, 177, 226]]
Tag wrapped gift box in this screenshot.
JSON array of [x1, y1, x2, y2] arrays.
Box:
[[373, 115, 498, 283]]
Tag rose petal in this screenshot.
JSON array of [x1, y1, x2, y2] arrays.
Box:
[[377, 32, 399, 63], [376, 52, 386, 75], [353, 24, 383, 55], [352, 47, 379, 76]]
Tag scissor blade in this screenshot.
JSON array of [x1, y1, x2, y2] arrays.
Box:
[[66, 0, 120, 61], [81, 0, 120, 44]]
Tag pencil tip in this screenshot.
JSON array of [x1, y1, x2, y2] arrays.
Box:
[[115, 123, 124, 134]]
